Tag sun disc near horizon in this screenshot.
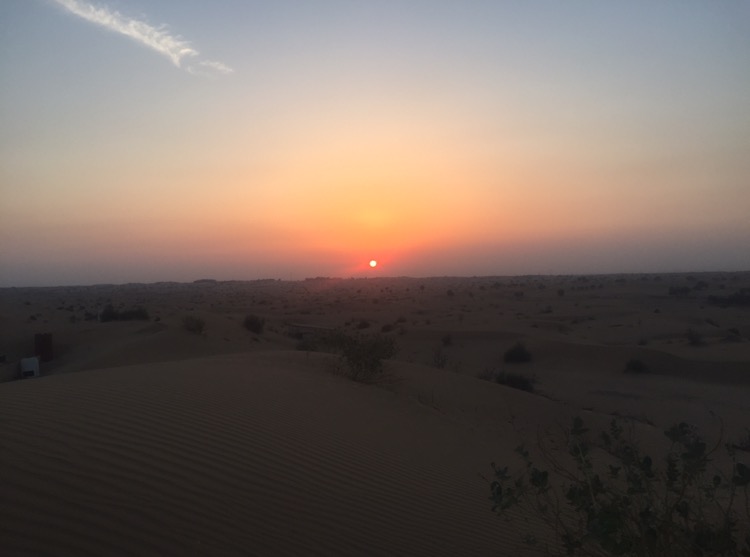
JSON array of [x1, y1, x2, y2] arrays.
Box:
[[369, 260, 377, 268]]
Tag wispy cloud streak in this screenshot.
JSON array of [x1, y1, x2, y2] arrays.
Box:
[[52, 0, 233, 75]]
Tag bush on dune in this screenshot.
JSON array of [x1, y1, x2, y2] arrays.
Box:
[[494, 371, 536, 392], [488, 417, 750, 556], [339, 333, 396, 382], [99, 304, 149, 322], [182, 315, 205, 334], [709, 288, 750, 308], [504, 342, 532, 363], [479, 369, 536, 392], [243, 314, 265, 334]]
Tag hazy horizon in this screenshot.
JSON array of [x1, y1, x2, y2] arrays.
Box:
[[2, 1, 749, 287]]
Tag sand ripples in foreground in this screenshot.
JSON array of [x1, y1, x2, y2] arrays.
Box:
[[1, 352, 530, 556]]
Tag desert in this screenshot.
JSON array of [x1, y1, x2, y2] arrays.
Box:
[[1, 272, 749, 555], [4, 1, 750, 554]]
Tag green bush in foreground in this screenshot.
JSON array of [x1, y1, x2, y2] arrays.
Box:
[[489, 417, 750, 556]]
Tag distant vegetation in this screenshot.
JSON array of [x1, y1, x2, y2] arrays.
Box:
[[479, 369, 536, 392], [99, 304, 149, 322], [339, 333, 396, 382], [182, 315, 205, 334], [504, 342, 532, 363], [709, 288, 750, 308], [243, 314, 265, 335], [668, 286, 691, 297]]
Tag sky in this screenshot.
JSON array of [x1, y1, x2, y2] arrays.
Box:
[[1, 0, 749, 286]]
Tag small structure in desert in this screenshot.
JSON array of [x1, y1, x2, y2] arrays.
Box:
[[19, 356, 40, 379]]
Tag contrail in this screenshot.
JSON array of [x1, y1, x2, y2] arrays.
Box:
[[52, 0, 233, 75]]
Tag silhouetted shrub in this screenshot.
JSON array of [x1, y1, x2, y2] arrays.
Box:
[[441, 334, 453, 347], [340, 334, 396, 382], [243, 314, 265, 334], [709, 288, 750, 308], [494, 371, 535, 392], [356, 319, 371, 330], [693, 280, 709, 291], [669, 286, 691, 296], [504, 342, 532, 363], [182, 315, 205, 334], [99, 304, 149, 322]]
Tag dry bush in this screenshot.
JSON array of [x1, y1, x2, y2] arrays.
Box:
[[182, 315, 205, 334]]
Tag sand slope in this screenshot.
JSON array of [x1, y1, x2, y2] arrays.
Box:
[[0, 351, 548, 556], [2, 274, 748, 555]]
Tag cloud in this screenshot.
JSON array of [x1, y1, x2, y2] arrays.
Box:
[[52, 0, 233, 75], [188, 59, 235, 77]]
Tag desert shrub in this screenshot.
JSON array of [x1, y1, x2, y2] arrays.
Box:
[[709, 289, 750, 308], [494, 371, 535, 392], [356, 319, 371, 330], [243, 314, 265, 334], [624, 358, 649, 373], [504, 342, 532, 363], [669, 286, 691, 297], [381, 323, 394, 333], [441, 334, 453, 347], [340, 334, 396, 382], [182, 315, 205, 334], [99, 304, 149, 322], [489, 417, 750, 557]]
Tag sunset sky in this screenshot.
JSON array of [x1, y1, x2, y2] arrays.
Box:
[[1, 1, 749, 286]]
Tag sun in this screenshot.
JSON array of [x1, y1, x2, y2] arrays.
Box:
[[369, 259, 377, 268]]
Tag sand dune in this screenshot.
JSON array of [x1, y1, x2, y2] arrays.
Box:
[[0, 351, 554, 556], [1, 274, 749, 555]]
